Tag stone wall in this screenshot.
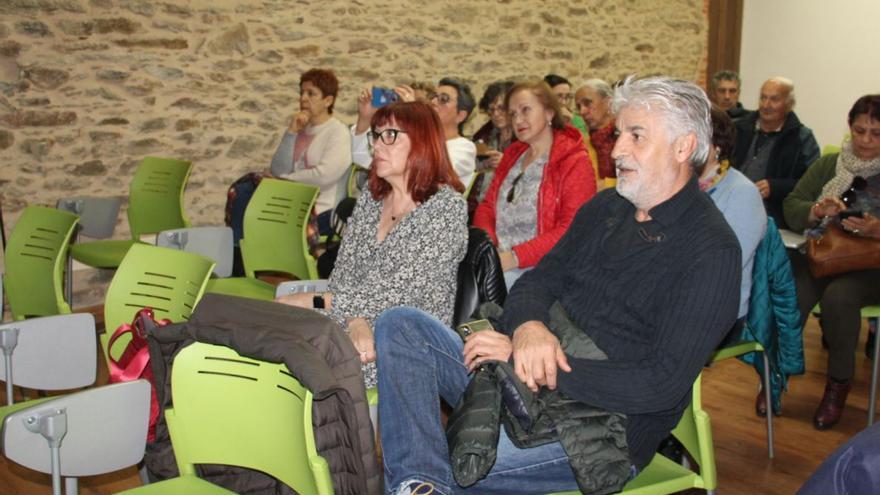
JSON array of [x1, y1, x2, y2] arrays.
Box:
[[0, 0, 707, 306]]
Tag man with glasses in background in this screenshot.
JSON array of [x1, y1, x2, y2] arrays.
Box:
[[352, 78, 476, 189]]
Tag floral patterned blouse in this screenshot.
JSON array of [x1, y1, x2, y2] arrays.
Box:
[[326, 185, 468, 387]]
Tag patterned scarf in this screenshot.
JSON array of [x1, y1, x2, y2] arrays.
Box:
[[820, 138, 880, 199], [698, 159, 730, 192]]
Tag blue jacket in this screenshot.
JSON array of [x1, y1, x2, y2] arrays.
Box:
[[739, 217, 804, 413]]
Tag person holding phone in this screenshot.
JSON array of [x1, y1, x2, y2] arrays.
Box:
[[473, 80, 596, 288], [277, 101, 468, 388], [270, 68, 351, 235], [352, 78, 477, 190], [783, 94, 880, 429]]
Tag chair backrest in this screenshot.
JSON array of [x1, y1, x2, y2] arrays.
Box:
[[821, 144, 841, 156], [240, 178, 319, 281], [128, 156, 192, 239], [55, 196, 122, 239], [346, 164, 369, 199], [453, 227, 508, 327], [1, 380, 150, 480], [4, 205, 78, 320], [0, 314, 97, 404], [671, 373, 717, 490], [156, 226, 234, 278], [167, 342, 333, 495], [102, 244, 215, 361], [463, 170, 483, 199]]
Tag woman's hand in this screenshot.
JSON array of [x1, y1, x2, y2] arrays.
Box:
[[275, 291, 316, 308], [462, 329, 513, 372], [394, 85, 416, 102], [511, 321, 571, 392], [348, 318, 376, 363], [288, 111, 310, 133], [499, 251, 518, 271], [484, 150, 503, 169], [842, 213, 880, 239], [809, 196, 846, 223], [355, 87, 375, 134]]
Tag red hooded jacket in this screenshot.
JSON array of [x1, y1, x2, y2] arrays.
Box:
[[474, 125, 596, 268]]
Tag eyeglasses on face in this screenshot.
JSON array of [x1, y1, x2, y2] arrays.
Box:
[[430, 93, 454, 106], [506, 171, 526, 203], [367, 128, 407, 153], [556, 94, 573, 104]]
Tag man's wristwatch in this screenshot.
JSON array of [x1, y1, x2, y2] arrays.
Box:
[[313, 294, 325, 309]]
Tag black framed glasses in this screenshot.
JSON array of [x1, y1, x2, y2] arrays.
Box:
[[841, 176, 867, 208], [506, 171, 526, 203], [367, 128, 407, 153]]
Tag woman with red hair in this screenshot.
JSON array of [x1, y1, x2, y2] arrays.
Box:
[[277, 101, 468, 387]]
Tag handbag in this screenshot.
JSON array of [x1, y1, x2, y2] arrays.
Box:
[[807, 222, 880, 278], [107, 307, 171, 442]]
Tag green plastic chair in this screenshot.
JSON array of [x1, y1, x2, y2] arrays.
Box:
[[710, 340, 774, 458], [346, 164, 369, 198], [206, 179, 319, 301], [551, 374, 716, 495], [100, 244, 215, 367], [4, 205, 78, 320], [117, 342, 334, 495], [463, 170, 482, 199], [70, 156, 192, 269], [863, 305, 880, 426], [822, 144, 841, 156]]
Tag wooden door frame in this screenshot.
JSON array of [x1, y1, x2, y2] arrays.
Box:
[[707, 0, 744, 87]]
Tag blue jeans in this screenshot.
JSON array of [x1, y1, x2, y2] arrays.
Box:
[[375, 307, 579, 495]]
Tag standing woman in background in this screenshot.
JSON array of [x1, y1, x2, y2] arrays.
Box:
[[474, 80, 596, 288], [271, 68, 352, 235]]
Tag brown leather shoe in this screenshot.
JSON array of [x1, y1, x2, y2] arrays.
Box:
[[813, 379, 852, 430], [755, 388, 782, 417]]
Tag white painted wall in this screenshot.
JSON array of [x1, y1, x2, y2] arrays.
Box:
[[740, 0, 880, 150]]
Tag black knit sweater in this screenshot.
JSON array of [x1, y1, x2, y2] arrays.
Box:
[[500, 177, 741, 470]]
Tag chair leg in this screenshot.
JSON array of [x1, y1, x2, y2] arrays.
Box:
[[762, 352, 774, 459], [64, 476, 79, 495], [870, 317, 880, 426]]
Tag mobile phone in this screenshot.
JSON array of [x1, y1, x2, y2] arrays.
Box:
[[371, 87, 399, 108], [455, 319, 494, 340], [839, 210, 864, 220]]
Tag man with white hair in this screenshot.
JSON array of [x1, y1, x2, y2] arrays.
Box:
[[733, 76, 819, 229], [373, 77, 741, 495]]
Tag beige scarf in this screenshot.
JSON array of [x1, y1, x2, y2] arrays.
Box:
[[820, 138, 880, 199]]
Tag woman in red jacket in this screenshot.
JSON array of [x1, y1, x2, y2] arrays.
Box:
[[474, 80, 596, 288]]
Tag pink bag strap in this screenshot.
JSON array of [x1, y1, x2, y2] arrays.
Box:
[[107, 322, 135, 366], [110, 346, 152, 382]]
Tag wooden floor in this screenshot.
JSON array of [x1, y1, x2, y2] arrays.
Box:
[[1, 314, 876, 494]]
